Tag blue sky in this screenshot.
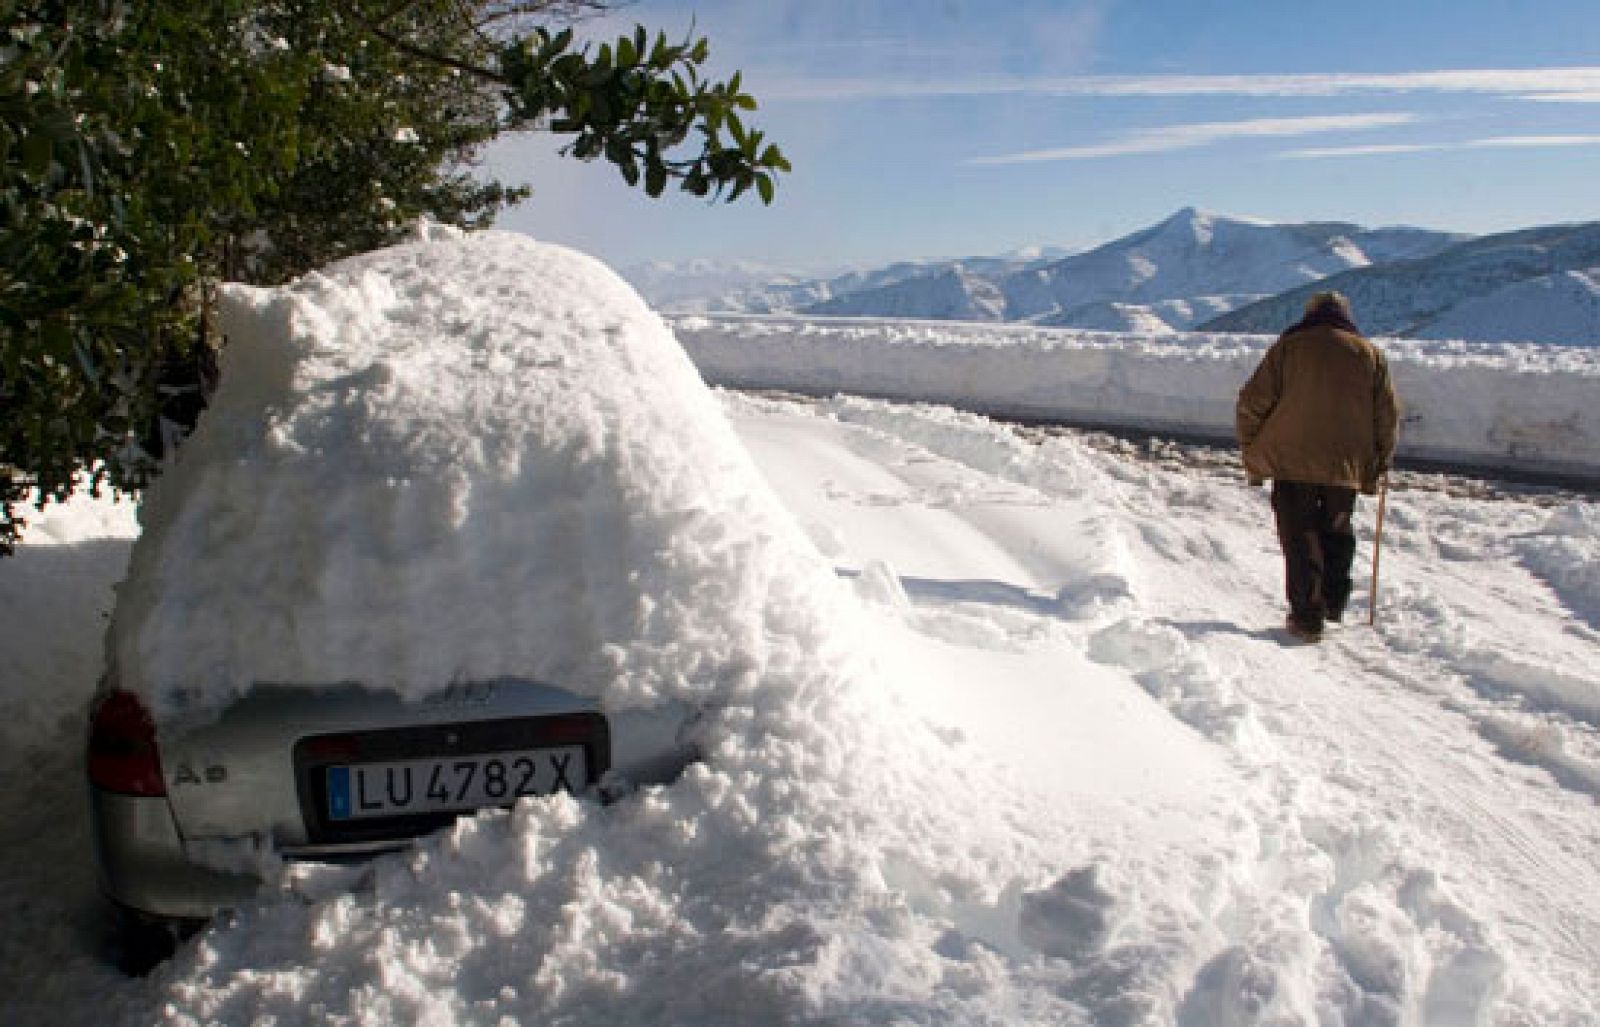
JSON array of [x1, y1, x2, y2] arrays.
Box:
[[484, 0, 1600, 270]]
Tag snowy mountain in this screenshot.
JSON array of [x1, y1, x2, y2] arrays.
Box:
[[1200, 220, 1600, 344], [619, 257, 826, 314], [805, 264, 1009, 321], [624, 249, 1075, 315], [806, 209, 1464, 330], [1419, 267, 1600, 344], [638, 211, 1600, 347]]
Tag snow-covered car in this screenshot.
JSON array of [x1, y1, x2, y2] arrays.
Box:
[[86, 227, 779, 967]]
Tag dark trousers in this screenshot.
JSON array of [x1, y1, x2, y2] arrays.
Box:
[[1270, 480, 1357, 630]]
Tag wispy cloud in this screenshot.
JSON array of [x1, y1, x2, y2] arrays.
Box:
[[1283, 134, 1600, 159], [1521, 90, 1600, 104], [970, 114, 1420, 166], [1278, 144, 1440, 158], [764, 67, 1600, 103], [1475, 134, 1600, 148]]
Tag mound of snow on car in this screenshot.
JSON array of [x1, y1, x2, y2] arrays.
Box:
[[113, 227, 830, 724]]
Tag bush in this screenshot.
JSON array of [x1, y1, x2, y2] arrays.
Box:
[[0, 0, 787, 552]]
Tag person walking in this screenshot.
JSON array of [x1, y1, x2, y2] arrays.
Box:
[[1236, 291, 1400, 642]]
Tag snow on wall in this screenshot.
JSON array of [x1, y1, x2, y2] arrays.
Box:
[[674, 314, 1600, 481]]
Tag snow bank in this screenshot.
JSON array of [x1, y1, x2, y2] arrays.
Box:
[[0, 494, 137, 761], [674, 315, 1600, 481]]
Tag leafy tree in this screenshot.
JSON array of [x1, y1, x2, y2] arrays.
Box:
[[1, 0, 789, 553]]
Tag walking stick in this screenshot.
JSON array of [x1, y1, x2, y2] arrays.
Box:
[[1368, 476, 1389, 626]]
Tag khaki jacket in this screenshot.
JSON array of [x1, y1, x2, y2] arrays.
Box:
[[1236, 324, 1399, 492]]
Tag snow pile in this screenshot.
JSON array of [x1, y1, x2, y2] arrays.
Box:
[[0, 494, 145, 1025], [0, 495, 138, 761], [674, 314, 1600, 480], [114, 228, 832, 725]]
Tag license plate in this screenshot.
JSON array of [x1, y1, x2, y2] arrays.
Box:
[[326, 746, 587, 820]]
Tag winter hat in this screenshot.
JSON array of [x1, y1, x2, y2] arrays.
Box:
[[1304, 290, 1353, 318]]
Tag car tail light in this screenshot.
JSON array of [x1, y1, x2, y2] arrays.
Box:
[[302, 733, 361, 763], [536, 714, 603, 745], [88, 690, 167, 796]]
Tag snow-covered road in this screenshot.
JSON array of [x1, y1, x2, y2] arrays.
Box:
[[2, 390, 1597, 1024], [729, 392, 1600, 1022]]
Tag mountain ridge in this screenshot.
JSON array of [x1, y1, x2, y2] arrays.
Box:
[[625, 210, 1600, 347], [1198, 220, 1600, 343], [984, 207, 1464, 329]]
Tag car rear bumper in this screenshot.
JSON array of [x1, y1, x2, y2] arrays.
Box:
[[89, 788, 261, 921], [89, 702, 695, 922], [90, 788, 441, 922]]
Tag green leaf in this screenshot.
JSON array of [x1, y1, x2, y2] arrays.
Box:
[[74, 339, 101, 384], [21, 132, 53, 177], [40, 319, 74, 360], [645, 161, 667, 197]]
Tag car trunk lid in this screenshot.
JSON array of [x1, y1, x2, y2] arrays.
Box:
[[157, 680, 607, 851]]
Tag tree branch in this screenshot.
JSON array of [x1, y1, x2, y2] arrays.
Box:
[[354, 16, 508, 84]]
